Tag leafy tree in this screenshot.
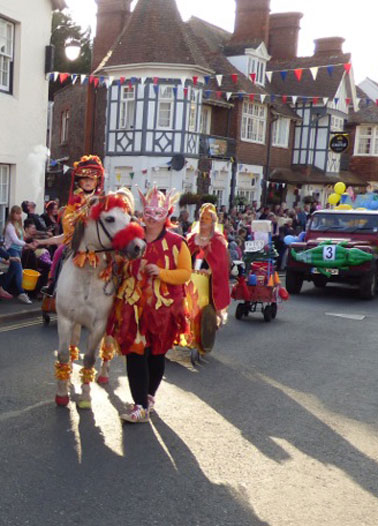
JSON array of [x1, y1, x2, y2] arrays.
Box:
[[51, 11, 92, 74]]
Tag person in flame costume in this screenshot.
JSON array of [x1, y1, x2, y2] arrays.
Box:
[[186, 203, 231, 331], [106, 187, 192, 423], [40, 155, 106, 297]]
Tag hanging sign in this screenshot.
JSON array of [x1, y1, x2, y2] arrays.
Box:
[[330, 133, 349, 153]]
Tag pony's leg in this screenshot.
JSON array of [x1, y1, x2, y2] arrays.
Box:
[[77, 324, 105, 409], [97, 335, 116, 385], [69, 324, 81, 362], [55, 316, 75, 407]]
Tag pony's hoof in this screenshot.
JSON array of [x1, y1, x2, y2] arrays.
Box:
[[77, 399, 92, 410], [97, 375, 109, 385], [55, 395, 69, 407]]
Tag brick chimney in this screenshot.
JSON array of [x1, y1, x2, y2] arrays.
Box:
[[229, 0, 271, 46], [314, 37, 345, 57], [268, 12, 303, 60], [92, 0, 132, 71]]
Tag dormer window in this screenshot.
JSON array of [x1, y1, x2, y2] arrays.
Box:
[[248, 56, 266, 86]]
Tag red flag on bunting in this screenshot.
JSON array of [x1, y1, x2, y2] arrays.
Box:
[[294, 69, 303, 81], [216, 91, 222, 99], [153, 77, 159, 85], [128, 82, 133, 90], [120, 76, 126, 85], [344, 63, 352, 74], [249, 93, 255, 102], [192, 76, 198, 86], [376, 99, 378, 106], [312, 97, 319, 104], [282, 95, 288, 104], [249, 73, 256, 83], [59, 73, 69, 83], [89, 75, 95, 84], [231, 74, 238, 84], [345, 98, 351, 106], [183, 87, 189, 97]]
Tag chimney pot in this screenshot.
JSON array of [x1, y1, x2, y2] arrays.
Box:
[[229, 0, 271, 47], [268, 12, 303, 60], [314, 37, 345, 57]]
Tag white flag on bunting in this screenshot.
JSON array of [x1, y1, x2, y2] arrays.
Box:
[[323, 97, 329, 106], [292, 96, 298, 104], [140, 77, 146, 85], [215, 75, 223, 87], [310, 67, 319, 81], [260, 94, 267, 104], [53, 72, 59, 82], [181, 77, 187, 86], [80, 74, 86, 84], [265, 71, 273, 83], [62, 165, 70, 175], [226, 92, 232, 101]]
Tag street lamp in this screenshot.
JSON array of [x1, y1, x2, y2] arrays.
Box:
[[45, 28, 81, 73], [262, 107, 279, 207]]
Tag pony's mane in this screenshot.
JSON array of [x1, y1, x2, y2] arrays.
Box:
[[90, 195, 130, 221]]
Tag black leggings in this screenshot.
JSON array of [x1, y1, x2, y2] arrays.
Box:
[[126, 351, 166, 409]]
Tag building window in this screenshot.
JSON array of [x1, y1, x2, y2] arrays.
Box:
[[331, 116, 344, 132], [355, 126, 378, 156], [272, 118, 290, 148], [241, 102, 266, 144], [0, 17, 14, 93], [120, 86, 135, 129], [213, 189, 224, 205], [0, 164, 9, 233], [60, 109, 69, 144], [200, 106, 211, 134], [248, 56, 265, 86], [158, 85, 174, 129], [188, 89, 198, 132]]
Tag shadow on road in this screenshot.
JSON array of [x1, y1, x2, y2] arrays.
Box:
[[164, 355, 378, 500]]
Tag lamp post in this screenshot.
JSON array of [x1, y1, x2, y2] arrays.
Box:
[[45, 28, 81, 73]]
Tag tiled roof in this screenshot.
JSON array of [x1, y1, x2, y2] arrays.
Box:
[[223, 40, 264, 57], [270, 166, 367, 186], [349, 102, 378, 124], [188, 17, 231, 53], [269, 54, 352, 98], [102, 0, 210, 70]]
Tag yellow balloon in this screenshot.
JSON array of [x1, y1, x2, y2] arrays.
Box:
[[328, 193, 341, 205], [335, 204, 353, 210], [356, 207, 367, 210], [334, 182, 346, 195]]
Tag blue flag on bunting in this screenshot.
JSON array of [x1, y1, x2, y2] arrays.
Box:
[[173, 86, 178, 97], [327, 66, 334, 76], [280, 71, 287, 81], [204, 90, 211, 99], [238, 93, 244, 101], [153, 85, 159, 96], [270, 94, 276, 102], [334, 97, 339, 105], [204, 76, 210, 85]]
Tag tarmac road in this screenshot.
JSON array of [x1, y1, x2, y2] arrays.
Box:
[[0, 281, 378, 526]]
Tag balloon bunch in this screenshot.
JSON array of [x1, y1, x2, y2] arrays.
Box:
[[328, 182, 353, 210]]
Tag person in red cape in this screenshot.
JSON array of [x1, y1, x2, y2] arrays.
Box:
[[39, 155, 105, 295], [106, 186, 192, 424], [187, 203, 230, 324]]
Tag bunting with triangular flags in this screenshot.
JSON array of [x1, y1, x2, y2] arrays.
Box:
[[310, 67, 319, 81], [215, 75, 223, 87], [266, 71, 273, 83]]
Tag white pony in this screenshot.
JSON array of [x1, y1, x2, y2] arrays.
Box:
[[55, 191, 145, 409]]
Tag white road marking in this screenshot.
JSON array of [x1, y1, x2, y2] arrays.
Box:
[[325, 312, 366, 321]]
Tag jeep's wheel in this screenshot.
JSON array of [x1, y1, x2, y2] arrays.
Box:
[[359, 272, 377, 300], [286, 269, 303, 295], [313, 275, 328, 288]]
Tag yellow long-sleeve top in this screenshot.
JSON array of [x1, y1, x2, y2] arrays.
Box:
[[158, 241, 192, 285]]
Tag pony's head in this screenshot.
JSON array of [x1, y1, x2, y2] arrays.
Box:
[[72, 191, 145, 259]]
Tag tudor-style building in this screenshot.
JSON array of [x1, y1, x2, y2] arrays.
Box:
[[51, 0, 366, 210], [0, 0, 65, 230]]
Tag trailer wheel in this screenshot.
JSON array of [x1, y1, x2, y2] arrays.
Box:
[[263, 305, 273, 322], [271, 303, 277, 319], [359, 272, 377, 300], [286, 269, 303, 294], [235, 303, 245, 320], [42, 312, 50, 326]]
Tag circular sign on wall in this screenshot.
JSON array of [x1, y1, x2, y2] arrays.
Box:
[[330, 134, 349, 154]]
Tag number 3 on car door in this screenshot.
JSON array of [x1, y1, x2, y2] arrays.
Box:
[[323, 245, 336, 261]]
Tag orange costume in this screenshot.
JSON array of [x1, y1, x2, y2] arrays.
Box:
[[106, 189, 192, 356]]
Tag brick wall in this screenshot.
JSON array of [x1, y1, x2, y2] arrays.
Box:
[[347, 125, 378, 182], [51, 84, 88, 166]]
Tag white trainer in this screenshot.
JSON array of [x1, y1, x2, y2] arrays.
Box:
[[18, 293, 32, 305]]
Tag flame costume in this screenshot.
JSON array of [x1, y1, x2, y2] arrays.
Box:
[[187, 204, 231, 313], [106, 187, 192, 356]]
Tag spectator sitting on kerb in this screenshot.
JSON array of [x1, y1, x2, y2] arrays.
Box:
[[0, 247, 13, 299]]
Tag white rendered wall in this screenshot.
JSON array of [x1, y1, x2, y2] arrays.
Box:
[[0, 0, 52, 213]]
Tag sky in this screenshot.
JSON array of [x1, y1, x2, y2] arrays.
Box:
[[64, 0, 377, 83]]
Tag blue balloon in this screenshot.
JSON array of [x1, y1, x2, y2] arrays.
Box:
[[284, 235, 298, 246], [298, 231, 306, 242], [368, 200, 378, 210]]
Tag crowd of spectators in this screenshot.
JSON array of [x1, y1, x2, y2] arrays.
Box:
[[0, 200, 62, 304]]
